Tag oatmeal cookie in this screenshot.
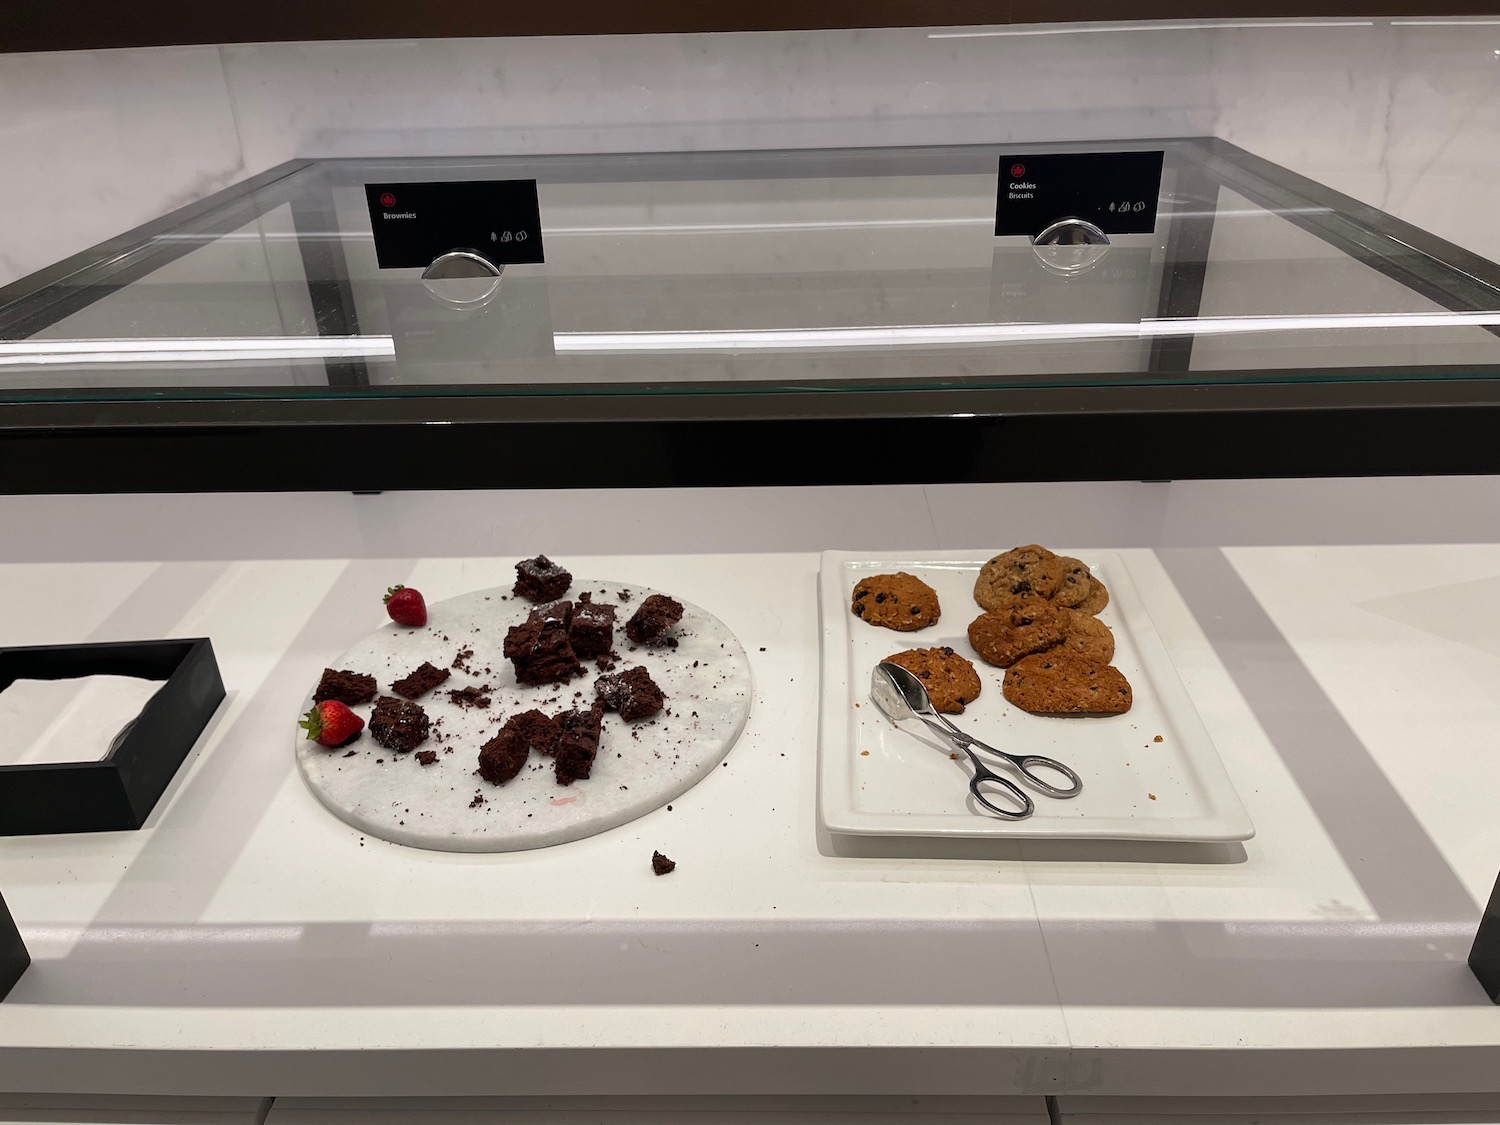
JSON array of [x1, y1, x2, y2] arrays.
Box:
[[882, 646, 982, 714], [973, 545, 1063, 610], [851, 572, 940, 631], [1049, 556, 1093, 608], [967, 601, 1066, 668], [1002, 652, 1133, 715], [1054, 607, 1115, 665], [1077, 576, 1110, 615]]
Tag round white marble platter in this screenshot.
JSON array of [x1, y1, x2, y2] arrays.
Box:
[[294, 581, 752, 852]]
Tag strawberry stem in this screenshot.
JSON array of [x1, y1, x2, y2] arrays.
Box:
[[298, 705, 323, 741]]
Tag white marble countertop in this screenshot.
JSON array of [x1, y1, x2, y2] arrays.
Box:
[[0, 534, 1497, 1097]]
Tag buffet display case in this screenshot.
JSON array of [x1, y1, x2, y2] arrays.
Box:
[[3, 11, 1500, 1117]]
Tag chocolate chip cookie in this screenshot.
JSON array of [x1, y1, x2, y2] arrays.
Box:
[[1054, 607, 1115, 664], [967, 601, 1066, 667], [851, 572, 940, 631], [1002, 652, 1133, 715], [882, 646, 982, 714]]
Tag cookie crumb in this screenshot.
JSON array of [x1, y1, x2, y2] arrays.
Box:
[[651, 851, 676, 876], [1148, 792, 1157, 800], [1153, 734, 1164, 742]]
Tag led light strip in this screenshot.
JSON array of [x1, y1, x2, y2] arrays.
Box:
[[554, 311, 1500, 353], [0, 336, 396, 367]]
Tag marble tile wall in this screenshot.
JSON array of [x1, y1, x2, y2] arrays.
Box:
[[0, 46, 245, 289], [1, 20, 1497, 287]]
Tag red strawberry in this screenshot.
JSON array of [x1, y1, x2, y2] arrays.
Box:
[[384, 584, 427, 627], [300, 701, 365, 748]]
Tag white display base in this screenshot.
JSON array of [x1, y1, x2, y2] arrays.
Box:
[[294, 581, 752, 852]]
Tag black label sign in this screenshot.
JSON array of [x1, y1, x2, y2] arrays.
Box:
[[995, 152, 1164, 238], [364, 180, 545, 269]]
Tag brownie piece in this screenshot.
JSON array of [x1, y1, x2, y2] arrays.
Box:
[[391, 661, 450, 700], [369, 695, 430, 752], [503, 601, 585, 685], [652, 851, 676, 876], [625, 594, 684, 646], [594, 665, 665, 722], [570, 596, 617, 659], [550, 703, 604, 785], [477, 709, 557, 786], [513, 555, 572, 603], [313, 668, 377, 706], [415, 750, 438, 766]]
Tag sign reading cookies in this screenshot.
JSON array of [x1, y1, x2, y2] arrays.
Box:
[[994, 151, 1165, 238]]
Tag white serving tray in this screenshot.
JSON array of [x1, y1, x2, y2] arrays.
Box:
[[818, 550, 1254, 842]]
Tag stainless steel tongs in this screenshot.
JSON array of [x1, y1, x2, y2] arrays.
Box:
[[870, 661, 1083, 821]]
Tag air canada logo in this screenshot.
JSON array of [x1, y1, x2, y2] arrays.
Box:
[[379, 192, 396, 207], [1010, 164, 1026, 178]]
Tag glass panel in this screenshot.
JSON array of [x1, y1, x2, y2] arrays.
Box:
[[2, 141, 1498, 400]]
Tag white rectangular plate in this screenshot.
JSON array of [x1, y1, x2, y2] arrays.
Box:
[[819, 550, 1254, 842]]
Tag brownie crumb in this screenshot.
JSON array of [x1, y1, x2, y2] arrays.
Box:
[[595, 665, 666, 722], [514, 555, 572, 602], [469, 793, 486, 809], [415, 750, 438, 766], [447, 685, 493, 709], [369, 696, 430, 752], [392, 661, 450, 700], [652, 851, 676, 876], [626, 594, 684, 646], [313, 668, 377, 706]]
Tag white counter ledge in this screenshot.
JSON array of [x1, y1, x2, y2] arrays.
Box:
[[0, 545, 1495, 1096]]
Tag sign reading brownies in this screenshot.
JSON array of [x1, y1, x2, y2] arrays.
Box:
[[994, 151, 1165, 239], [364, 179, 545, 269]]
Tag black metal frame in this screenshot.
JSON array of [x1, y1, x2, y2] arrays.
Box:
[[2, 137, 1500, 492]]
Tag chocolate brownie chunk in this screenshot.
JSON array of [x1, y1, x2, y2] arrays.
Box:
[[967, 601, 1066, 667], [1002, 653, 1133, 715], [513, 555, 572, 602], [595, 665, 666, 722], [415, 749, 438, 766], [1054, 607, 1115, 664], [550, 703, 605, 785], [504, 601, 585, 685], [369, 695, 430, 752], [1078, 576, 1110, 615], [652, 851, 676, 876], [625, 594, 684, 646], [477, 709, 557, 785], [882, 647, 982, 714], [850, 572, 940, 632], [313, 668, 377, 706], [570, 597, 617, 658], [391, 660, 450, 700]]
